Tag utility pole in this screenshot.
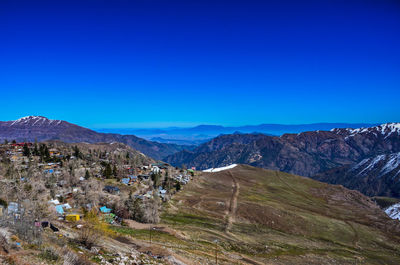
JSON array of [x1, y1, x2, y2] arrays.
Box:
[[214, 239, 218, 265], [149, 225, 152, 246]]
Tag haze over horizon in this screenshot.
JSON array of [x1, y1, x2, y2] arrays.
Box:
[[0, 115, 386, 130], [1, 0, 399, 128]]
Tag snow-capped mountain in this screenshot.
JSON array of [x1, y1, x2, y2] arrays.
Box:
[[331, 122, 400, 139], [0, 116, 189, 160], [8, 116, 64, 127], [0, 116, 85, 141], [167, 123, 400, 174]]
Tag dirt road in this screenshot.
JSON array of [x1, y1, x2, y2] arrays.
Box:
[[225, 171, 240, 232]]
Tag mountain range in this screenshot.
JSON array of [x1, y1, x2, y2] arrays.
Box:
[[165, 123, 400, 197], [96, 122, 377, 145], [0, 116, 191, 160], [2, 116, 400, 198]]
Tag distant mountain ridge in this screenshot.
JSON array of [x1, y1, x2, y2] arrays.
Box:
[[96, 122, 378, 145], [0, 116, 189, 160], [165, 123, 400, 179]]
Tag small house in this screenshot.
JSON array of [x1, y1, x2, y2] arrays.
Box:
[[100, 206, 112, 213], [121, 178, 130, 185], [103, 185, 120, 194], [66, 214, 80, 222], [7, 202, 21, 214]]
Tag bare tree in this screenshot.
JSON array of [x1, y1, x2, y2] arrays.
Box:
[[142, 196, 160, 224]]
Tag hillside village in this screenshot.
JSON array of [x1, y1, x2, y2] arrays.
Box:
[[0, 140, 195, 264], [1, 123, 400, 264]]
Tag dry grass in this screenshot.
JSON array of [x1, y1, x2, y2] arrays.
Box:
[[160, 165, 400, 264]]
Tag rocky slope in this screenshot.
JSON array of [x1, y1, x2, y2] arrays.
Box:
[[165, 123, 400, 177], [314, 152, 400, 197], [0, 116, 188, 160]]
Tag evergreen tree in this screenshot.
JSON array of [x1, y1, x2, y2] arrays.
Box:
[[23, 143, 30, 157], [40, 144, 50, 161], [103, 163, 113, 179], [162, 176, 170, 190], [175, 181, 181, 191], [33, 143, 39, 156], [113, 164, 118, 177], [85, 170, 91, 180], [73, 146, 81, 159], [44, 145, 50, 158], [151, 172, 160, 188]]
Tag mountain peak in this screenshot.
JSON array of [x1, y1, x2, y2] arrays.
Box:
[[15, 115, 49, 121], [9, 116, 62, 126]]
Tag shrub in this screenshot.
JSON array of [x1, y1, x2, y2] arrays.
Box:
[[78, 209, 115, 249], [62, 248, 93, 265], [0, 198, 8, 208], [39, 247, 60, 262]]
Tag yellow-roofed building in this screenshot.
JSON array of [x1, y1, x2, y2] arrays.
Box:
[[66, 214, 80, 222]]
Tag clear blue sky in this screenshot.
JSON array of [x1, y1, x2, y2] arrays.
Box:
[[1, 0, 399, 128]]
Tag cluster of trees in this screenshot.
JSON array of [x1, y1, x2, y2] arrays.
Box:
[[123, 193, 160, 224], [21, 142, 63, 163], [102, 163, 118, 179]]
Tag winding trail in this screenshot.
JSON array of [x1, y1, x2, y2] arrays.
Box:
[[225, 171, 240, 232]]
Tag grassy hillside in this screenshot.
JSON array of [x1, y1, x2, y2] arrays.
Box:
[[151, 165, 400, 264]]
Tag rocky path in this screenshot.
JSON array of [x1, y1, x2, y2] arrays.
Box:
[[225, 171, 240, 232]]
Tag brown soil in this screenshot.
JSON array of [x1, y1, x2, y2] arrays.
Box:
[[224, 171, 240, 232]]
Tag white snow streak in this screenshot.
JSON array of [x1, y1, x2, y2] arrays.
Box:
[[203, 164, 238, 172]]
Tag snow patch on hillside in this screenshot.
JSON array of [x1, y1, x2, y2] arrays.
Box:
[[351, 153, 400, 178], [203, 164, 237, 172], [381, 153, 400, 176], [357, 155, 385, 176], [385, 203, 400, 220], [351, 152, 400, 178]]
